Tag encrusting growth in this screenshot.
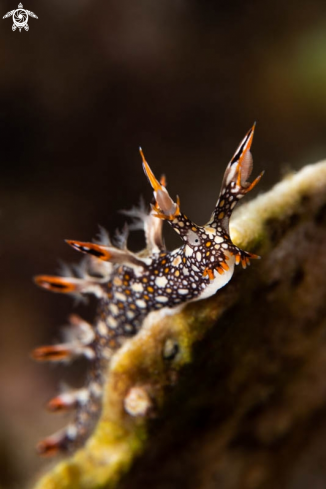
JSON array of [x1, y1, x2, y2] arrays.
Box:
[[32, 125, 263, 456]]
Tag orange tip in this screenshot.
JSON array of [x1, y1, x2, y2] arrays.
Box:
[[31, 345, 73, 362], [66, 240, 112, 261], [36, 431, 66, 457], [34, 275, 77, 293], [160, 174, 167, 187], [140, 149, 162, 192], [220, 261, 229, 271], [46, 395, 75, 412], [37, 440, 61, 457], [244, 171, 265, 193], [203, 267, 214, 280]]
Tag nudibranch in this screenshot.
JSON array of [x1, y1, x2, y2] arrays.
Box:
[[32, 125, 263, 456]]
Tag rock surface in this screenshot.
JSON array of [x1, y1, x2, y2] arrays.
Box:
[[33, 161, 326, 489]]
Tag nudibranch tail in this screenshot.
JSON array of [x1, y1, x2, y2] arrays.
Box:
[[33, 126, 262, 456]]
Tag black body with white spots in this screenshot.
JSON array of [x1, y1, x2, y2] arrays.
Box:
[[32, 125, 263, 455]]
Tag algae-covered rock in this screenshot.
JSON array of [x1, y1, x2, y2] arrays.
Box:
[[33, 161, 326, 489]]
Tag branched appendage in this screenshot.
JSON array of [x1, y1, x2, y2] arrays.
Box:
[[141, 124, 263, 278], [207, 123, 264, 267], [32, 126, 262, 456]]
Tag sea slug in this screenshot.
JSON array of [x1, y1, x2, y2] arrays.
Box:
[[32, 125, 263, 455]]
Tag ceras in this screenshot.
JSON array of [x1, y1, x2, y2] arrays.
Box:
[[32, 124, 263, 455]]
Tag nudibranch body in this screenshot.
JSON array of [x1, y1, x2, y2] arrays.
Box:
[[32, 125, 263, 456]]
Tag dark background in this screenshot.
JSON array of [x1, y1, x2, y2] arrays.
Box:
[[1, 0, 326, 486]]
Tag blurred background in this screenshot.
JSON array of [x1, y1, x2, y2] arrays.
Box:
[[1, 0, 326, 486]]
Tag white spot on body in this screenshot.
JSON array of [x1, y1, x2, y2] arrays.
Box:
[[196, 252, 202, 261], [108, 316, 118, 328], [178, 289, 189, 295], [214, 236, 224, 244], [131, 282, 144, 293], [205, 227, 216, 238], [172, 255, 182, 267], [155, 276, 168, 288], [136, 299, 147, 309], [66, 424, 78, 440], [109, 303, 119, 315], [76, 388, 89, 405], [97, 321, 108, 336], [185, 245, 193, 257], [156, 296, 168, 303], [57, 391, 76, 406], [115, 292, 127, 302], [126, 310, 135, 320], [84, 348, 95, 360]]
